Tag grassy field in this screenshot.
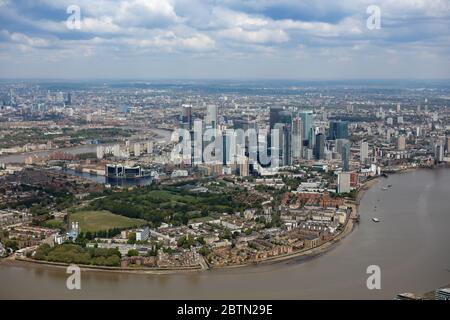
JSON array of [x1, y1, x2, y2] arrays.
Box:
[[69, 210, 146, 232]]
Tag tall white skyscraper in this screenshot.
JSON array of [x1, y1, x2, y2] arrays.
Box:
[[360, 141, 369, 163]]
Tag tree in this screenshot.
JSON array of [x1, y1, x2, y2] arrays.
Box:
[[271, 213, 282, 227], [4, 240, 18, 251], [177, 235, 195, 249], [104, 255, 120, 266], [221, 229, 232, 240], [198, 246, 210, 257], [127, 249, 139, 257], [127, 232, 136, 244]]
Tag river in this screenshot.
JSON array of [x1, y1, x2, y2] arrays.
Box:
[[1, 168, 449, 299]]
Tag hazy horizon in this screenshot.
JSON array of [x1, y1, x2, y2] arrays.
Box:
[[1, 78, 449, 82]]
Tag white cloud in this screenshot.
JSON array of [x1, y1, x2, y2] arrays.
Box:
[[1, 30, 49, 47], [378, 0, 450, 18], [209, 7, 269, 29], [113, 0, 181, 28], [218, 27, 289, 44], [82, 17, 122, 34], [0, 0, 448, 78], [123, 31, 215, 52]]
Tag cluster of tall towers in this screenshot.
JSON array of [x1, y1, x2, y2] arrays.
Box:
[[179, 105, 352, 171], [269, 106, 318, 166], [269, 107, 350, 166]]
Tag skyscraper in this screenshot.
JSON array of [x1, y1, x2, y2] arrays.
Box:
[[273, 123, 291, 166], [329, 120, 349, 140], [314, 133, 325, 160], [269, 106, 284, 129], [181, 104, 192, 130], [222, 129, 235, 165], [300, 111, 313, 144], [282, 124, 292, 166], [360, 141, 368, 163], [269, 107, 292, 166], [279, 111, 292, 165], [342, 142, 350, 172], [278, 111, 292, 126], [307, 127, 315, 149], [291, 114, 303, 160], [65, 92, 72, 106]]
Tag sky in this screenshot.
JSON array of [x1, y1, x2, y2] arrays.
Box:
[[0, 0, 449, 80]]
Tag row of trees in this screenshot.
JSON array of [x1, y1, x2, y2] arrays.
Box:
[[78, 228, 123, 241]]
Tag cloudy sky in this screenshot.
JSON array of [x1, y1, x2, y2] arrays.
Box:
[[0, 0, 449, 79]]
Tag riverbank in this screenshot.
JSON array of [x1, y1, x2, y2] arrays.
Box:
[[0, 256, 202, 275], [0, 176, 382, 274]]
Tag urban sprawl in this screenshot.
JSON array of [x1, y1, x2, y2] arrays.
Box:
[[0, 81, 449, 275]]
